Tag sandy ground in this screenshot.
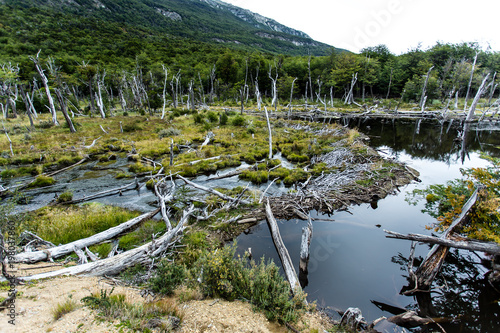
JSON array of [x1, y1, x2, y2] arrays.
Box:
[[1, 264, 333, 333]]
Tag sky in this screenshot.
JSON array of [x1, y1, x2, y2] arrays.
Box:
[[222, 0, 500, 55]]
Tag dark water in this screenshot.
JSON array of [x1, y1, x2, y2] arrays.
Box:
[[236, 118, 500, 331]]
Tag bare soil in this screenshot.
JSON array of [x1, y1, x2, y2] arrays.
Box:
[[2, 263, 334, 333]]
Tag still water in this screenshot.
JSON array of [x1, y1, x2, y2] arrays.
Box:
[[236, 118, 500, 330]]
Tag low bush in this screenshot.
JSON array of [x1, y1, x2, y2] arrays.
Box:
[[52, 298, 79, 320], [149, 261, 186, 296], [28, 175, 55, 188], [57, 191, 73, 203], [158, 127, 181, 139]]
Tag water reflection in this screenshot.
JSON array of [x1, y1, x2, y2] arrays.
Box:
[[236, 117, 500, 330]]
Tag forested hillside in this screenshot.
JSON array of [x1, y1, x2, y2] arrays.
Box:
[[0, 0, 499, 118]]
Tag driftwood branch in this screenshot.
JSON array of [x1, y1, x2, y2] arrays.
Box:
[[177, 175, 250, 205], [384, 230, 500, 255], [62, 180, 139, 205], [14, 208, 160, 263], [16, 206, 193, 281], [265, 199, 302, 295]]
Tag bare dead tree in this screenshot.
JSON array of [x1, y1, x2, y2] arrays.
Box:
[[30, 51, 58, 125], [289, 77, 297, 118], [95, 70, 106, 119], [54, 89, 76, 133], [0, 62, 20, 119], [19, 85, 35, 127], [463, 52, 478, 111], [307, 54, 313, 102], [268, 64, 278, 112], [488, 72, 497, 105], [2, 122, 13, 156], [209, 64, 216, 104], [466, 73, 490, 122], [386, 68, 393, 99], [170, 70, 181, 109], [255, 66, 262, 111], [264, 106, 273, 159], [344, 73, 358, 105], [419, 65, 434, 111], [188, 79, 195, 111]]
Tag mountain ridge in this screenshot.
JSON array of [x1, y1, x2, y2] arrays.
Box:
[[0, 0, 341, 56]]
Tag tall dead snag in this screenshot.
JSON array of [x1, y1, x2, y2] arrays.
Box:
[[410, 188, 479, 292], [17, 206, 193, 281], [344, 73, 358, 105], [299, 216, 313, 288], [288, 77, 297, 118], [265, 199, 302, 295], [154, 176, 175, 231], [463, 52, 478, 111], [30, 51, 58, 125], [2, 122, 13, 157], [254, 66, 262, 111], [14, 208, 160, 264], [54, 89, 76, 133], [419, 66, 434, 111], [161, 65, 169, 119], [96, 70, 106, 119], [19, 85, 34, 128], [269, 64, 278, 112], [264, 107, 273, 159], [466, 73, 490, 122]]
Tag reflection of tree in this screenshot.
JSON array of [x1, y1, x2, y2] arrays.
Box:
[[391, 249, 500, 332], [347, 118, 500, 163]]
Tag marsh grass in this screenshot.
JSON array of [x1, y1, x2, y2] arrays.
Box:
[[52, 298, 79, 320], [81, 288, 183, 332], [21, 203, 140, 245]]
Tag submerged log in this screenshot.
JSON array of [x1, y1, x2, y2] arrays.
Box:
[[412, 188, 479, 291], [384, 230, 500, 255], [265, 199, 302, 295], [61, 180, 139, 205], [177, 175, 250, 205], [14, 208, 160, 263]]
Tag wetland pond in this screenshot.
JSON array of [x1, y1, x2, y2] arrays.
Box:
[[236, 117, 500, 332], [7, 117, 500, 331]]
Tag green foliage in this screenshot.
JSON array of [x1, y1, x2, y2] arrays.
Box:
[[196, 244, 307, 324], [21, 203, 140, 245], [408, 155, 500, 243], [230, 115, 246, 127], [158, 127, 181, 139], [119, 219, 166, 251], [56, 190, 73, 203], [148, 261, 186, 296], [219, 112, 228, 126], [28, 175, 55, 188]]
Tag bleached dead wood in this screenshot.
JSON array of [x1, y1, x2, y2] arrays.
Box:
[[44, 157, 87, 177], [265, 199, 302, 295], [200, 131, 214, 150], [154, 175, 175, 230], [259, 178, 278, 204], [206, 168, 244, 180], [466, 73, 490, 121], [412, 188, 479, 291], [177, 175, 250, 205], [16, 206, 193, 281], [61, 180, 139, 205], [384, 230, 500, 255], [264, 106, 273, 159], [14, 208, 160, 263], [54, 88, 76, 133], [299, 216, 313, 273], [30, 50, 58, 125], [2, 123, 13, 157]]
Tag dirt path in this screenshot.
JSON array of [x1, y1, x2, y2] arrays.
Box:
[[2, 268, 333, 333]]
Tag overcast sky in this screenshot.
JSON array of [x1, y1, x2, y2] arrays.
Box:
[[222, 0, 499, 55]]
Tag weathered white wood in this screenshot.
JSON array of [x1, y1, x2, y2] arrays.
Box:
[[177, 175, 250, 205], [30, 51, 58, 125], [299, 216, 313, 273], [384, 230, 500, 255], [62, 180, 138, 204], [54, 88, 76, 133], [200, 131, 214, 150], [161, 64, 169, 119], [264, 106, 273, 159], [14, 208, 160, 263], [73, 246, 87, 264], [419, 66, 434, 110], [466, 73, 490, 121], [17, 206, 193, 281], [463, 52, 478, 111], [259, 178, 278, 204], [265, 199, 302, 295]]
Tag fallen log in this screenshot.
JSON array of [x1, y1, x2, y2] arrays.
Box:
[[61, 180, 140, 205], [265, 199, 302, 295], [413, 188, 479, 291], [177, 175, 250, 205], [16, 206, 193, 281], [44, 157, 88, 177], [384, 230, 500, 255], [299, 216, 313, 273], [14, 208, 160, 263]]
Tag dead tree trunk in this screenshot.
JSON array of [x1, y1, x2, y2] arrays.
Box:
[[344, 73, 358, 105], [30, 51, 58, 125], [488, 72, 497, 105], [463, 52, 478, 111], [411, 188, 479, 291], [161, 65, 169, 119], [419, 66, 434, 111], [264, 106, 273, 159], [269, 65, 278, 112], [96, 71, 106, 119], [19, 85, 35, 128], [299, 216, 313, 288], [54, 89, 76, 133], [288, 77, 297, 118], [255, 66, 262, 111], [16, 206, 193, 280], [386, 68, 393, 99], [14, 208, 160, 264], [265, 199, 302, 295], [466, 73, 490, 122]]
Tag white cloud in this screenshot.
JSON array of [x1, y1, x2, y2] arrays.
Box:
[[222, 0, 500, 54]]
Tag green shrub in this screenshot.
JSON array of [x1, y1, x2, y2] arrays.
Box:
[[193, 113, 205, 124], [207, 111, 218, 123], [52, 298, 78, 320], [28, 175, 55, 188], [220, 112, 228, 125], [57, 191, 73, 203], [158, 127, 181, 139], [240, 170, 269, 184], [149, 261, 186, 296], [231, 115, 246, 127], [122, 121, 142, 132]]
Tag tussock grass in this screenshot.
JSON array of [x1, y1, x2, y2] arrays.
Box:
[[52, 298, 79, 320], [21, 203, 140, 245]]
